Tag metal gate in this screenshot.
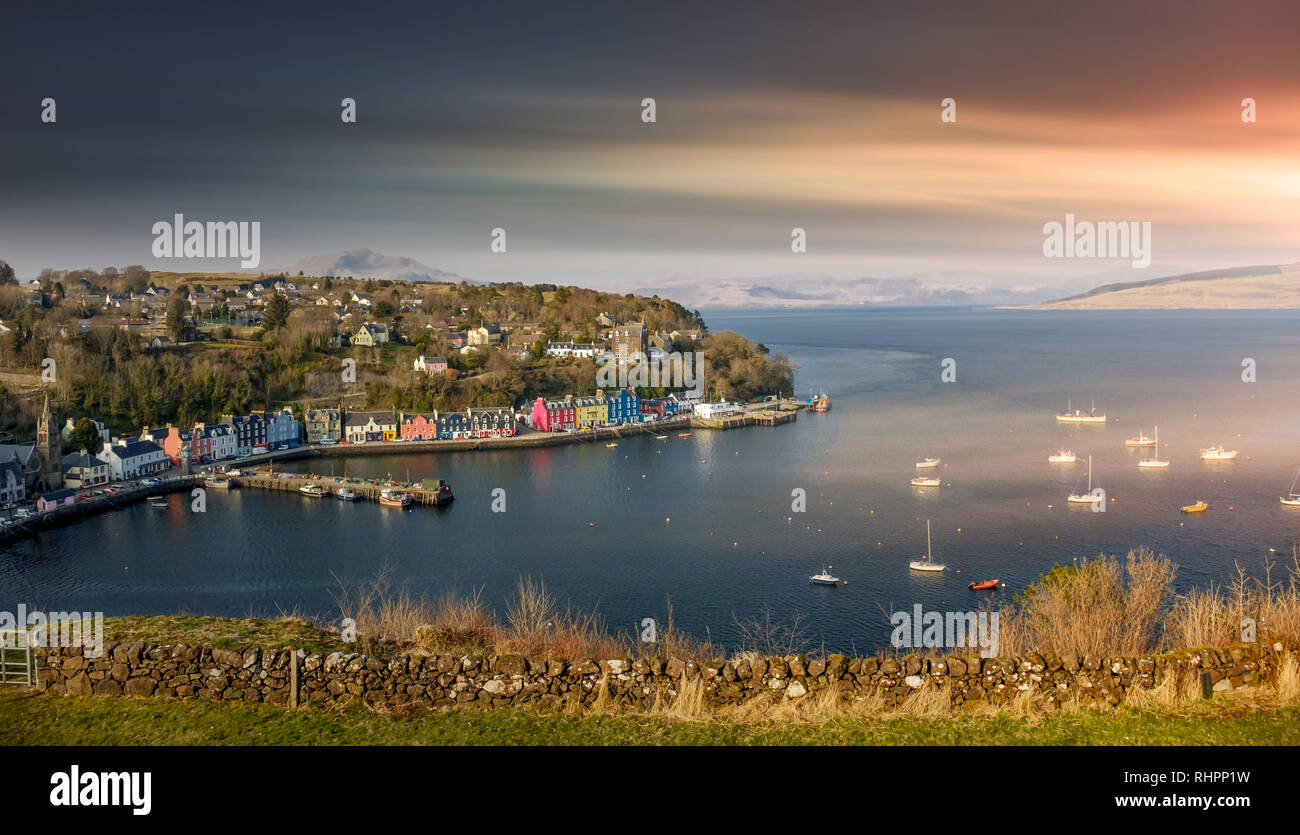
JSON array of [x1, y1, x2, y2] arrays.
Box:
[[0, 629, 34, 687]]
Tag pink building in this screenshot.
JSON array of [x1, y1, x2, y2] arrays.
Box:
[[531, 397, 576, 432], [400, 413, 439, 441]]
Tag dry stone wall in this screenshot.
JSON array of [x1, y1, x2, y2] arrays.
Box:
[[31, 641, 1290, 711]]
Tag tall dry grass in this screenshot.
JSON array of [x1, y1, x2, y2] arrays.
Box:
[[997, 548, 1175, 657], [1166, 547, 1300, 648]]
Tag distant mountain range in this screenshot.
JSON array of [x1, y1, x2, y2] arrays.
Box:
[[1027, 263, 1300, 309], [285, 249, 472, 284], [615, 272, 1094, 309]]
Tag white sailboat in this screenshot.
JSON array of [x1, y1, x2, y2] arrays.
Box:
[[908, 519, 946, 572], [1281, 466, 1300, 506], [1067, 455, 1099, 503], [1138, 425, 1169, 469], [1048, 448, 1077, 463]]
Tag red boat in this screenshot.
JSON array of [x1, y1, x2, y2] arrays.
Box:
[[968, 579, 999, 590]]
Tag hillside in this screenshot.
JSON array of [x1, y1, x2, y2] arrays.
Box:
[[1028, 263, 1300, 309]]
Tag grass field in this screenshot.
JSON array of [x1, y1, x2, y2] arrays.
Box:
[[2, 689, 1296, 746]]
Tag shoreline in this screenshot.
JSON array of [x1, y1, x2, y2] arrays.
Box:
[[0, 404, 800, 544]]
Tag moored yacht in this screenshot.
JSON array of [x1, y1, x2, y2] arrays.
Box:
[[1056, 399, 1106, 423], [298, 482, 327, 497], [1200, 445, 1238, 461], [1048, 449, 1077, 463], [1138, 426, 1169, 469], [809, 566, 841, 585], [908, 520, 946, 572], [1067, 455, 1100, 503]]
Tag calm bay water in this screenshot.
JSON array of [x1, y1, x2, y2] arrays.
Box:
[[5, 307, 1300, 652]]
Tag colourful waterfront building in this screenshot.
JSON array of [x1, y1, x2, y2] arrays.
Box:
[[601, 387, 641, 425], [572, 396, 607, 429], [531, 397, 576, 432], [400, 413, 439, 441]]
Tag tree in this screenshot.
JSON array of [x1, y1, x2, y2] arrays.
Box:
[[0, 261, 14, 284], [165, 296, 189, 341], [264, 294, 291, 330], [67, 417, 103, 454]]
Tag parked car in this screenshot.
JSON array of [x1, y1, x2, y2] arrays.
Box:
[[319, 437, 337, 445]]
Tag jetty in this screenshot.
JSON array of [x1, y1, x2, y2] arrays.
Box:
[[227, 473, 454, 506], [690, 399, 802, 431]]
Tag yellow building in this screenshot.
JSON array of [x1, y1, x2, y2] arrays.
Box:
[[573, 397, 609, 429]]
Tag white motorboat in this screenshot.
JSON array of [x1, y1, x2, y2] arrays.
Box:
[[809, 566, 841, 585], [1048, 449, 1077, 463], [915, 457, 941, 469], [910, 476, 941, 487], [1200, 445, 1238, 461]]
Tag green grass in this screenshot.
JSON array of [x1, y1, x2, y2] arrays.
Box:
[[2, 690, 1295, 746], [104, 616, 346, 656]]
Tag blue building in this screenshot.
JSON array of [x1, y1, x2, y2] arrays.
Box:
[[602, 387, 641, 425], [266, 407, 301, 449]]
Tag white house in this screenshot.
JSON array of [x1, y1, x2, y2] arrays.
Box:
[[97, 439, 168, 480]]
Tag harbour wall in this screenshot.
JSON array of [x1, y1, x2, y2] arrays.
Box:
[[28, 640, 1288, 712]]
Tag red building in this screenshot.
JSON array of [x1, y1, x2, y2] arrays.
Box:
[[400, 413, 439, 441], [531, 397, 576, 432]]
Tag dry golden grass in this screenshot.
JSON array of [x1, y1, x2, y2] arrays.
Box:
[[998, 548, 1175, 658]]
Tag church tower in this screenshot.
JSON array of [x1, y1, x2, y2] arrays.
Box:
[[36, 395, 62, 492]]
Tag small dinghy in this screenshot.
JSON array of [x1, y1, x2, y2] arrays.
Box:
[[1181, 500, 1208, 513], [968, 578, 999, 590]]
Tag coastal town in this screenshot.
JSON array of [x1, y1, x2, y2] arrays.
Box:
[[0, 268, 799, 532]]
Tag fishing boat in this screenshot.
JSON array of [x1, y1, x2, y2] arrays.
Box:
[[298, 482, 327, 497], [336, 486, 360, 501], [809, 566, 841, 585], [908, 520, 946, 572], [1181, 500, 1208, 513], [1056, 399, 1106, 424], [1048, 449, 1077, 463], [910, 476, 941, 487], [915, 457, 941, 469], [1200, 445, 1238, 461], [1125, 428, 1156, 447], [1281, 466, 1300, 506], [813, 391, 831, 413], [605, 442, 619, 449], [379, 488, 412, 508], [968, 578, 999, 591], [1067, 455, 1099, 503], [1138, 425, 1169, 469]]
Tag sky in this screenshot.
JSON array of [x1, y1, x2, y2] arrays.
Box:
[[2, 0, 1298, 293]]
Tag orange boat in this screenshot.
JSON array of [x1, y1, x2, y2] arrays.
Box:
[[968, 579, 999, 590], [678, 433, 692, 438]]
